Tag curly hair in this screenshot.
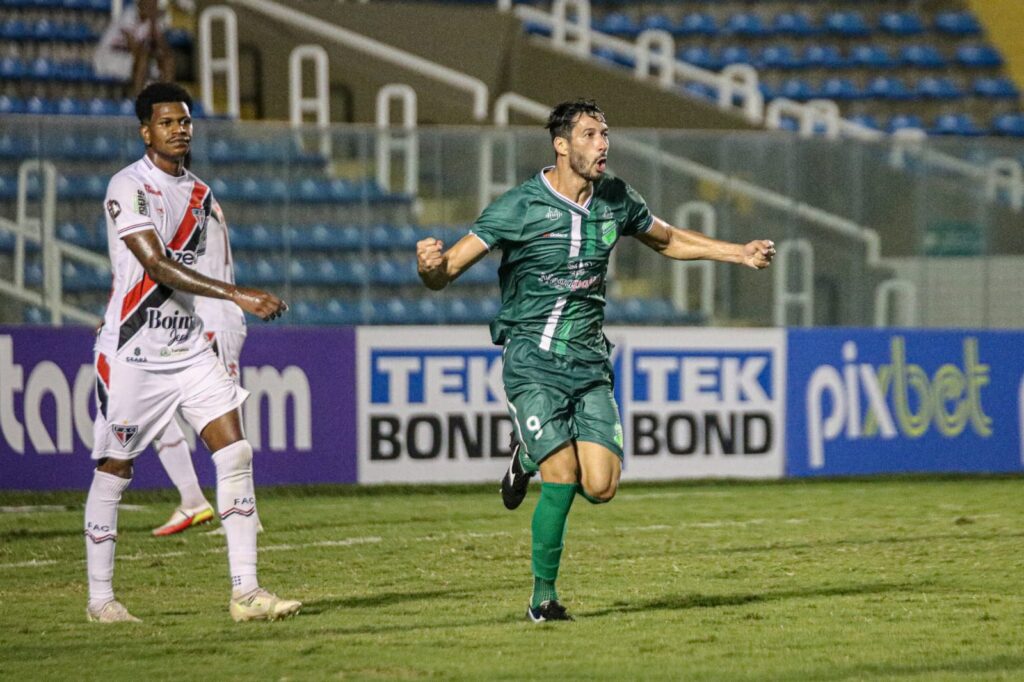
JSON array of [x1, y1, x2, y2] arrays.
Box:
[[135, 82, 193, 123]]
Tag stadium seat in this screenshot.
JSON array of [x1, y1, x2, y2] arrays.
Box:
[[56, 97, 86, 116], [915, 76, 963, 100], [724, 12, 768, 38], [973, 77, 1019, 99], [594, 12, 638, 37], [760, 44, 802, 70], [1, 18, 32, 40], [676, 12, 717, 38], [900, 45, 946, 69], [772, 11, 816, 37], [934, 11, 982, 37], [866, 76, 914, 101], [683, 81, 717, 101], [639, 13, 673, 34], [887, 114, 925, 132], [931, 113, 982, 136], [719, 45, 754, 68], [0, 95, 26, 114], [592, 47, 634, 69], [848, 114, 881, 131], [955, 45, 1003, 68], [778, 77, 815, 101], [677, 46, 719, 71], [824, 11, 871, 38], [849, 45, 895, 69], [802, 45, 845, 69], [992, 113, 1024, 137], [820, 77, 861, 101], [878, 11, 924, 36]]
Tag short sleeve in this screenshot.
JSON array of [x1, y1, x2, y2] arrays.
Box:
[[105, 173, 156, 240], [469, 192, 526, 250], [621, 182, 654, 236]]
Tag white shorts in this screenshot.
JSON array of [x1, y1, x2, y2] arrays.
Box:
[[91, 347, 249, 460], [204, 329, 246, 384]]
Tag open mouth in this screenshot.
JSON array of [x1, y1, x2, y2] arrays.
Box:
[[596, 158, 607, 172]]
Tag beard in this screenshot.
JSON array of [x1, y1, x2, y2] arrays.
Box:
[[569, 147, 603, 182]]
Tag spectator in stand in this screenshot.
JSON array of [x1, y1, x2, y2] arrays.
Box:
[[93, 0, 175, 95]]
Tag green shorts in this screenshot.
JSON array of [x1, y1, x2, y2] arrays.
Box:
[[502, 336, 623, 470]]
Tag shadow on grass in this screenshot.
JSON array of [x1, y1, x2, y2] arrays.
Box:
[[584, 581, 923, 618], [302, 588, 472, 613]]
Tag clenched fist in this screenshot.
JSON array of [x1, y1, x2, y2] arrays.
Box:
[[743, 239, 776, 270]]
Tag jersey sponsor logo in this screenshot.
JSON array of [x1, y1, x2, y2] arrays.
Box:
[[143, 183, 162, 196], [539, 272, 601, 292], [542, 231, 567, 238], [111, 422, 139, 448], [146, 309, 197, 344], [133, 189, 149, 216], [106, 199, 121, 219]]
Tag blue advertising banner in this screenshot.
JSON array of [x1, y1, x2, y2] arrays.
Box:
[[0, 326, 357, 490], [786, 329, 1024, 477]]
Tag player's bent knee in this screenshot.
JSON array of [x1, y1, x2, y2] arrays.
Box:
[[580, 479, 618, 504], [212, 439, 253, 478]]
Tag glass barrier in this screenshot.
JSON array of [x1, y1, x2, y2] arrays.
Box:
[[0, 115, 1021, 327]]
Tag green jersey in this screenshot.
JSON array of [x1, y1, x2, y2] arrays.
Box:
[[470, 167, 653, 361]]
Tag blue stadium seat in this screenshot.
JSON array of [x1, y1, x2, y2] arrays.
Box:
[[956, 44, 1003, 68], [973, 77, 1019, 99], [760, 45, 803, 70], [86, 97, 119, 116], [772, 11, 815, 37], [677, 45, 719, 71], [592, 47, 634, 69], [522, 21, 551, 38], [849, 114, 881, 131], [56, 97, 86, 116], [820, 77, 861, 101], [778, 77, 814, 101], [57, 222, 95, 248], [165, 27, 191, 49], [724, 12, 768, 38], [27, 57, 56, 80], [849, 44, 895, 69], [992, 114, 1024, 137], [1, 18, 31, 40], [26, 96, 56, 114], [900, 45, 947, 69], [0, 95, 26, 114], [676, 12, 717, 38], [878, 11, 924, 36], [824, 11, 870, 38], [719, 45, 754, 67], [866, 76, 914, 101], [639, 13, 673, 34], [934, 11, 982, 37], [683, 81, 717, 101], [887, 114, 925, 132], [915, 76, 962, 100], [802, 45, 845, 69], [24, 306, 48, 325], [931, 113, 982, 136], [594, 12, 639, 37], [237, 224, 283, 250]]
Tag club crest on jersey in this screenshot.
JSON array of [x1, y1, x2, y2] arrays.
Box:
[[106, 200, 121, 219], [111, 423, 139, 448], [133, 189, 149, 216], [601, 220, 617, 245], [545, 207, 562, 221]]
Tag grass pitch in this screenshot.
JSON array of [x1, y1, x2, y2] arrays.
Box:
[[2, 477, 1023, 681]]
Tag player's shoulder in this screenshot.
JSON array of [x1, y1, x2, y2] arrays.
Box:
[[107, 158, 147, 190]]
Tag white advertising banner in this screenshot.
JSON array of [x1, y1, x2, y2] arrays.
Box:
[[357, 326, 514, 483], [618, 328, 787, 480], [357, 326, 787, 483]]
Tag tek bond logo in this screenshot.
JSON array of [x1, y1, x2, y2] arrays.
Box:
[[629, 350, 775, 457], [367, 349, 512, 461], [805, 337, 992, 469]]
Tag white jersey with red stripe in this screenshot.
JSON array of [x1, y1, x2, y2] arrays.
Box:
[[194, 199, 246, 334], [96, 155, 213, 368]]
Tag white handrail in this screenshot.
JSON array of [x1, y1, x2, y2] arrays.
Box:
[[225, 0, 489, 121], [550, 0, 591, 57], [986, 158, 1023, 211], [199, 6, 240, 119], [671, 202, 716, 317], [634, 29, 674, 88], [874, 279, 918, 327], [289, 44, 332, 157], [481, 94, 551, 211], [774, 239, 814, 327], [376, 84, 419, 196], [718, 64, 763, 123]]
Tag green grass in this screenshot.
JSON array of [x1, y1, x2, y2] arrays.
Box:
[[2, 477, 1024, 681]]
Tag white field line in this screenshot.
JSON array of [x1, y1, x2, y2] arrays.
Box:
[[0, 504, 147, 514]]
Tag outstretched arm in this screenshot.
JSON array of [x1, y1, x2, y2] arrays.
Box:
[[123, 230, 287, 321], [635, 216, 775, 269], [416, 234, 490, 291]]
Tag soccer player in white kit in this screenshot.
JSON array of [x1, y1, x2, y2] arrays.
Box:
[[149, 196, 253, 537], [84, 82, 299, 623]]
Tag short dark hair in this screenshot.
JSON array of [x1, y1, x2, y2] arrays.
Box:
[[545, 99, 606, 140], [135, 82, 193, 123]]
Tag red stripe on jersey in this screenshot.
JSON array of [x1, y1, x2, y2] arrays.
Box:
[[120, 274, 158, 321], [96, 352, 110, 388], [167, 180, 210, 251]]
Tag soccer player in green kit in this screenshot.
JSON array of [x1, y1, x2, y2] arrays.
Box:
[[416, 99, 776, 622]]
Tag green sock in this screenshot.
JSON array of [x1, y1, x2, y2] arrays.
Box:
[[530, 482, 576, 608], [576, 484, 608, 505]]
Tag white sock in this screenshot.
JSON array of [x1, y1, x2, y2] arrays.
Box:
[[213, 440, 259, 596], [84, 470, 131, 608], [156, 420, 207, 510]]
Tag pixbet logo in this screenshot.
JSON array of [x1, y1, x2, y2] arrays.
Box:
[[367, 349, 511, 461], [629, 350, 775, 456], [805, 337, 992, 469]]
